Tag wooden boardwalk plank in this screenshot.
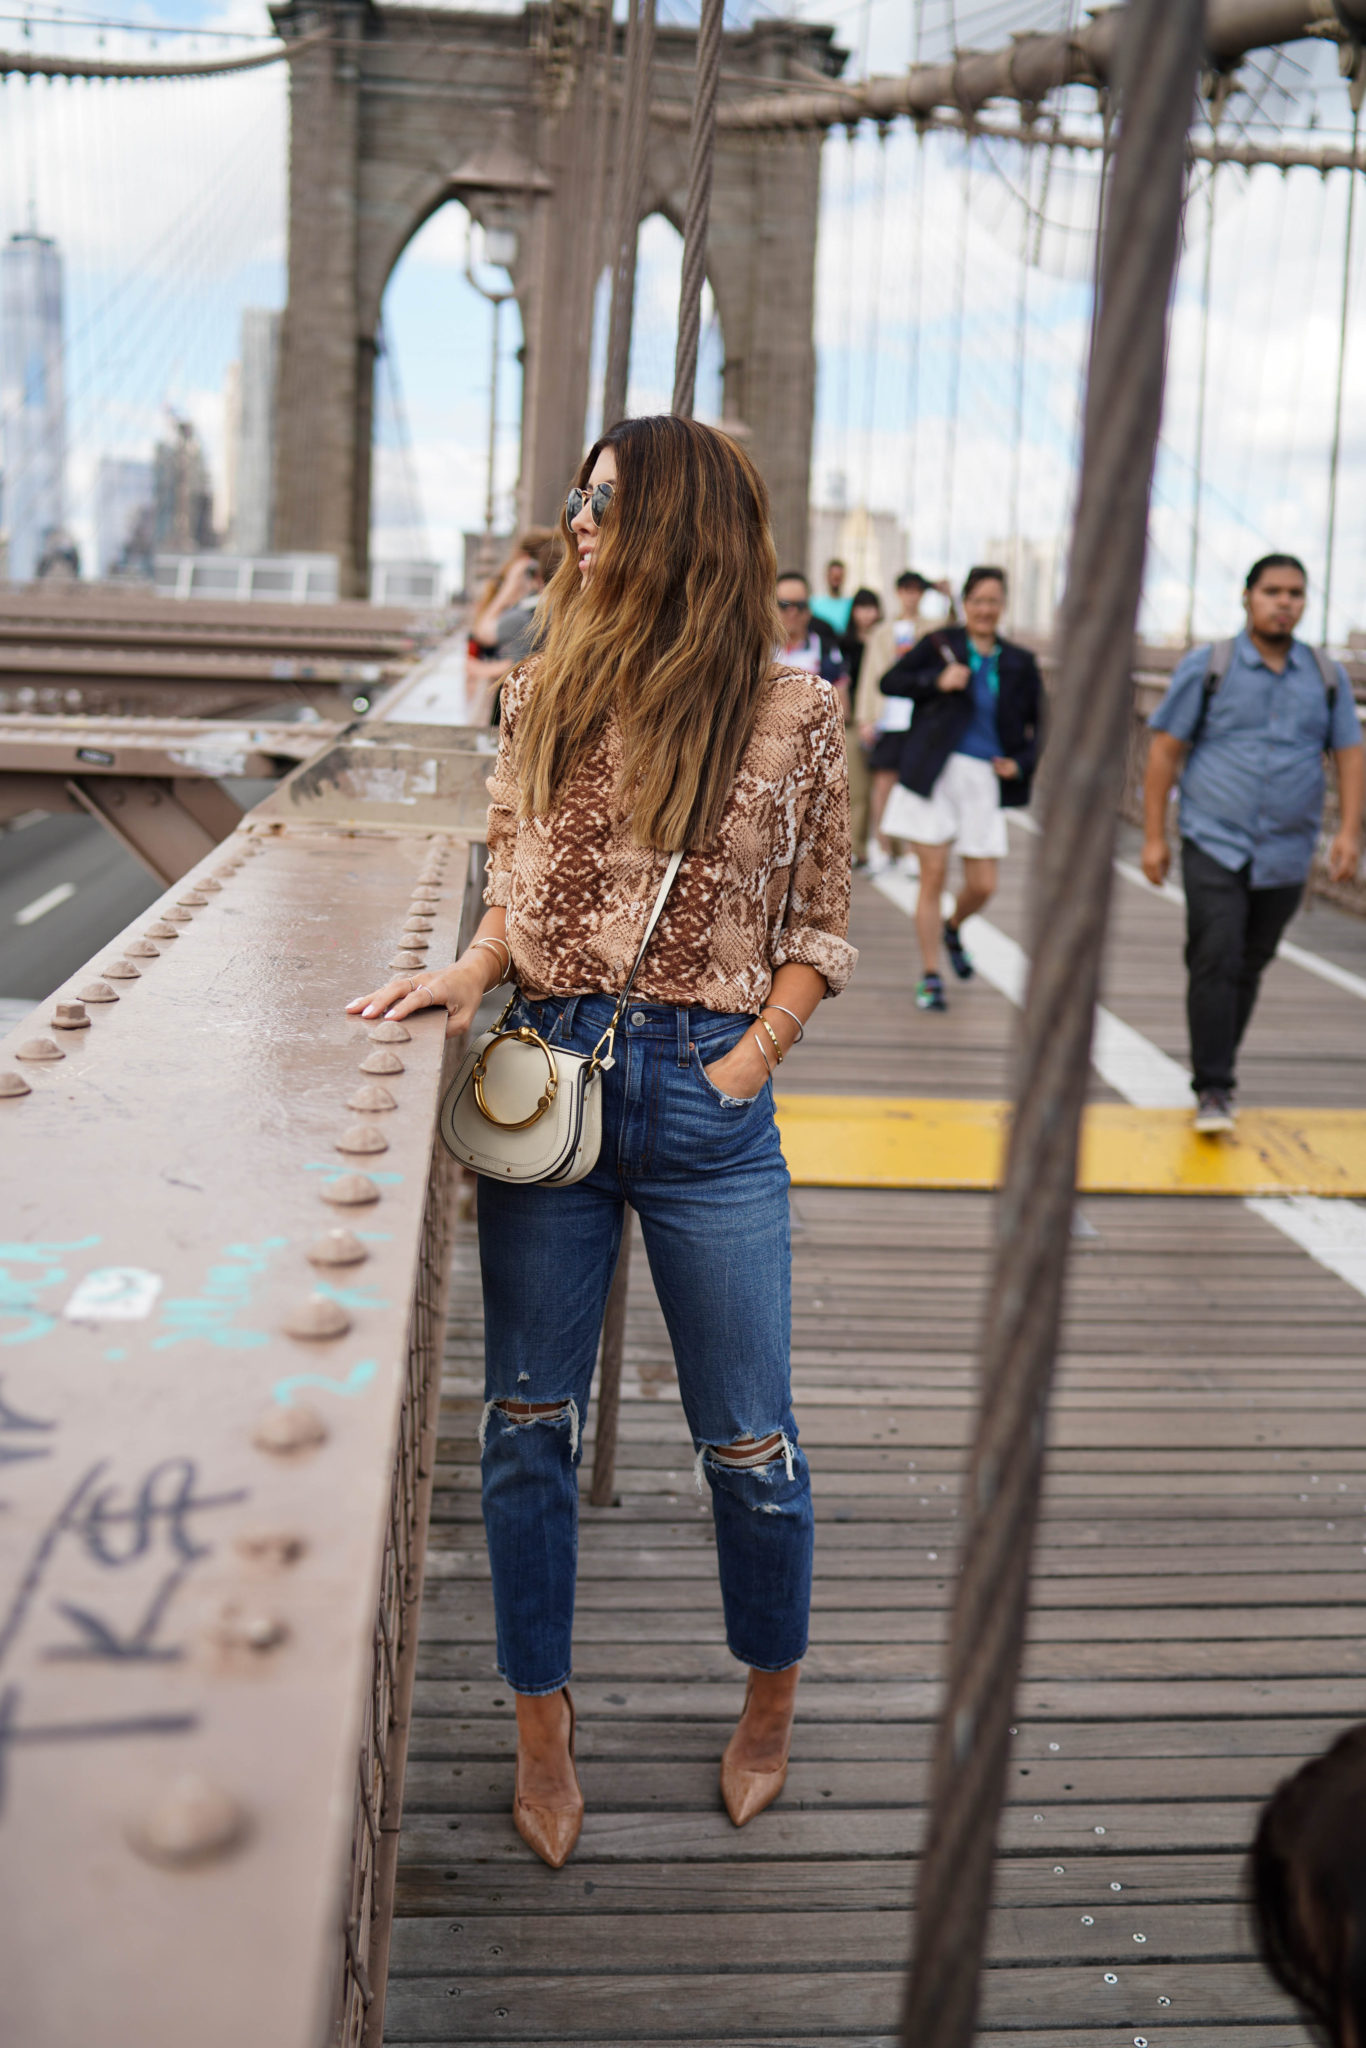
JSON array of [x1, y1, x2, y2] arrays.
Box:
[[383, 865, 1366, 2043]]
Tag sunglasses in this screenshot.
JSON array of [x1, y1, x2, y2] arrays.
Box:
[[776, 598, 809, 613], [566, 482, 615, 524]]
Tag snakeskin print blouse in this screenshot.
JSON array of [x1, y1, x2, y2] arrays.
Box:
[[484, 660, 857, 1013]]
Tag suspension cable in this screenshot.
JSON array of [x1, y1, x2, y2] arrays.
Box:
[[940, 134, 971, 573], [1185, 160, 1219, 641], [900, 2, 1205, 2039], [859, 125, 889, 510], [1323, 98, 1361, 642], [671, 0, 723, 418], [602, 0, 656, 427]]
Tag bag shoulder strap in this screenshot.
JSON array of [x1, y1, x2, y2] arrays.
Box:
[[1189, 638, 1235, 747], [615, 850, 685, 1013], [1310, 644, 1340, 715]]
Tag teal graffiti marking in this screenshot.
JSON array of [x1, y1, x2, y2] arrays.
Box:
[[0, 1239, 101, 1346], [313, 1281, 388, 1314], [301, 1164, 405, 1187], [273, 1359, 378, 1407], [153, 1238, 288, 1353]]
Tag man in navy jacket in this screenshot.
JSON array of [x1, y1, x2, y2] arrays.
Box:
[[879, 565, 1043, 1010]]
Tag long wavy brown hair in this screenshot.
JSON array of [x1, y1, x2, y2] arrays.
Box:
[[515, 415, 780, 851]]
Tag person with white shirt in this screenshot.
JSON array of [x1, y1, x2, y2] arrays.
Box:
[[855, 571, 951, 872]]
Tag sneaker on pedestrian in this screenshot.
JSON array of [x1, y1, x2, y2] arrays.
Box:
[[1193, 1088, 1236, 1135], [942, 920, 974, 981], [915, 972, 947, 1013], [866, 842, 891, 876]]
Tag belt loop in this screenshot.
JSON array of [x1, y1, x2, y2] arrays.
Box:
[[676, 1006, 689, 1067], [560, 995, 579, 1040]]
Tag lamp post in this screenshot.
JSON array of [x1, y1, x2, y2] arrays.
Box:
[[465, 222, 517, 539]]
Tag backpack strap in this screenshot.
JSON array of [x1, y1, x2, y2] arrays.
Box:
[[1310, 644, 1340, 730], [1188, 638, 1235, 748]]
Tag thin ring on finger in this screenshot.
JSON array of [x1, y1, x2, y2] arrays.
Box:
[[413, 984, 437, 1005]]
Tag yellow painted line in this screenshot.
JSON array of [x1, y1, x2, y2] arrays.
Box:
[[774, 1095, 1366, 1197]]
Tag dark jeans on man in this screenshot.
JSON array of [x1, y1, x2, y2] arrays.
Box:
[[1182, 838, 1302, 1096]]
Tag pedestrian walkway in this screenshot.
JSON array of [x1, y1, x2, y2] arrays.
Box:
[[381, 831, 1366, 2045]]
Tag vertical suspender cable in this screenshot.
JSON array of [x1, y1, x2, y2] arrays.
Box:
[[899, 3, 1204, 2042], [906, 126, 926, 553], [603, 0, 656, 427], [1007, 140, 1032, 602], [671, 0, 724, 418], [859, 126, 889, 509], [1323, 100, 1361, 644], [1185, 163, 1218, 642], [940, 137, 971, 574]]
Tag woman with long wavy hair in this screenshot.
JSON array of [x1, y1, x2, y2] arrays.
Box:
[[347, 416, 856, 1867]]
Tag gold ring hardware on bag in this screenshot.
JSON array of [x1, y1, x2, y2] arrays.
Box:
[[472, 1027, 559, 1129]]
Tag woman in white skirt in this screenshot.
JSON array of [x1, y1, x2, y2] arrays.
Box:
[[878, 566, 1043, 1012]]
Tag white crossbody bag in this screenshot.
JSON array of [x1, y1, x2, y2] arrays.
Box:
[[439, 851, 684, 1185]]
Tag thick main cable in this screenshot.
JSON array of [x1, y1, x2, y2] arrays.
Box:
[[671, 0, 723, 418], [900, 1, 1205, 2042]]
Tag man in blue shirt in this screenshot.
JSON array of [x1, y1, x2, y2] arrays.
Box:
[[1143, 554, 1363, 1133]]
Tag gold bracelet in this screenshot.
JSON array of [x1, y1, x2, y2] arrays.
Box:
[[469, 936, 512, 983], [756, 1015, 784, 1066]]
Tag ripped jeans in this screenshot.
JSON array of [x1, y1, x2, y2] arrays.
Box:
[[477, 993, 813, 1695]]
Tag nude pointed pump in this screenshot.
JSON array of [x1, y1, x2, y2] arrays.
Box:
[[513, 1686, 583, 1869], [719, 1674, 791, 1828]]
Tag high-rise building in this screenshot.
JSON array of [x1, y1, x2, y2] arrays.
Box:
[[226, 308, 280, 556], [95, 456, 155, 579], [0, 232, 66, 585], [153, 413, 216, 554]]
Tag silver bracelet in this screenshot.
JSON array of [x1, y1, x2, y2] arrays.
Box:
[[751, 1029, 774, 1078], [762, 1002, 805, 1044], [469, 936, 512, 983]]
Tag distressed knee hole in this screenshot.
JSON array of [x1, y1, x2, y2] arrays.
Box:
[[693, 1431, 796, 1490], [480, 1397, 580, 1457]]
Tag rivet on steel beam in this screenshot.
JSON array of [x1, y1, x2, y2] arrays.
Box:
[[162, 908, 193, 924], [214, 1606, 289, 1653], [388, 952, 425, 970], [322, 1173, 381, 1207], [403, 916, 435, 932], [197, 878, 222, 893], [283, 1295, 352, 1340], [252, 1400, 329, 1454], [0, 1071, 31, 1098], [15, 1038, 63, 1062], [102, 959, 141, 979], [51, 1001, 91, 1030], [411, 885, 442, 900], [125, 939, 160, 957], [368, 1022, 410, 1043], [307, 1228, 368, 1267], [235, 1529, 307, 1566], [359, 1049, 404, 1076], [127, 1776, 250, 1868], [347, 1083, 397, 1112], [337, 1124, 387, 1156], [79, 982, 119, 1003], [178, 892, 209, 907], [144, 923, 180, 941]]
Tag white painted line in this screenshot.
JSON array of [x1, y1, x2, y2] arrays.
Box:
[[871, 863, 1366, 1302], [14, 881, 75, 926]]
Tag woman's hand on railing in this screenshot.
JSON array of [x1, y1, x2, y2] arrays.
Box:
[[345, 958, 495, 1039]]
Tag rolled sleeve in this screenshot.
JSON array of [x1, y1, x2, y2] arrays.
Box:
[[1148, 647, 1209, 742], [773, 689, 858, 997], [1331, 665, 1363, 751], [482, 663, 529, 908]]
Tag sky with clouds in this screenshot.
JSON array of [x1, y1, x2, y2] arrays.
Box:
[[1, 0, 1362, 639]]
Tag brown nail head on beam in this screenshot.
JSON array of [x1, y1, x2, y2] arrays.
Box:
[[196, 878, 222, 893], [102, 959, 141, 979], [144, 923, 179, 940], [125, 939, 160, 957], [51, 1002, 90, 1029], [359, 1049, 404, 1076], [388, 952, 425, 971], [177, 892, 209, 907], [16, 1038, 63, 1062], [283, 1294, 351, 1340], [321, 1173, 380, 1207], [336, 1123, 387, 1156], [235, 1529, 307, 1566], [368, 1021, 410, 1043], [0, 1072, 31, 1098], [79, 982, 118, 1003], [412, 884, 442, 900], [127, 1776, 250, 1868], [307, 1228, 368, 1266], [252, 1399, 329, 1454], [403, 915, 435, 931], [347, 1083, 396, 1112], [161, 908, 193, 924]]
